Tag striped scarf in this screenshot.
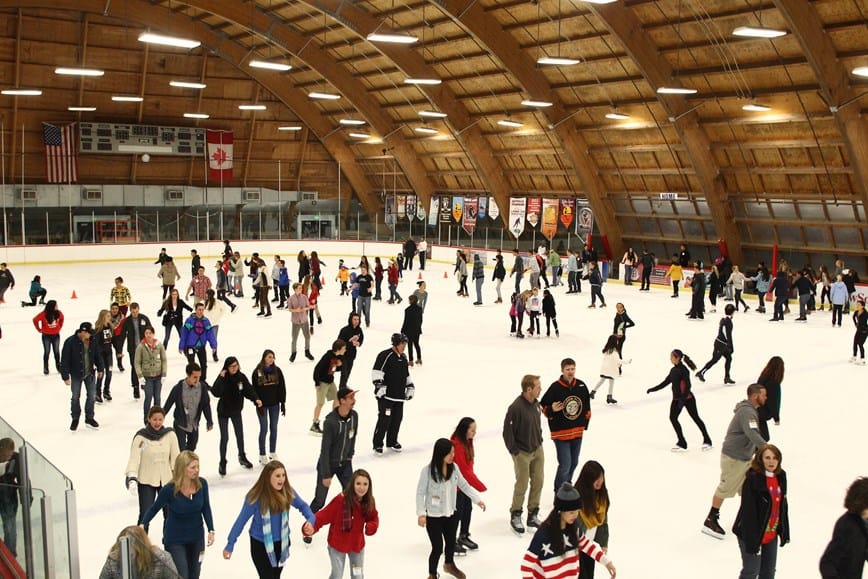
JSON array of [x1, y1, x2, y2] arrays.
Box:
[[262, 507, 290, 567]]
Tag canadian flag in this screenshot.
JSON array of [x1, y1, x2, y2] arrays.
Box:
[[206, 129, 233, 182]]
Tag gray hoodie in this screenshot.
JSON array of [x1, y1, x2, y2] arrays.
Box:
[[721, 400, 767, 461]]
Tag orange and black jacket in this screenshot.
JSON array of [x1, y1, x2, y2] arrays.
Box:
[[540, 377, 591, 441]]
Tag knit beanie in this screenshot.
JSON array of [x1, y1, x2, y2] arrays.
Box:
[[554, 482, 582, 512]]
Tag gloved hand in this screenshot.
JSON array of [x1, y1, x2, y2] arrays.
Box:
[[280, 403, 286, 416], [404, 385, 415, 400], [125, 476, 138, 495], [646, 388, 653, 394], [375, 385, 386, 398]]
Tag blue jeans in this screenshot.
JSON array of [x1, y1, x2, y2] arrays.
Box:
[[142, 377, 162, 420], [70, 374, 96, 421], [218, 413, 245, 461], [41, 334, 60, 371], [258, 404, 280, 455], [311, 461, 354, 512], [738, 537, 778, 579], [475, 278, 483, 302], [0, 501, 17, 557], [165, 539, 205, 579], [553, 438, 583, 491], [357, 296, 371, 326]]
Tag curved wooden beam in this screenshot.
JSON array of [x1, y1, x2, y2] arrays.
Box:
[[0, 0, 384, 224], [304, 0, 515, 228], [433, 0, 625, 257], [773, 0, 868, 207], [588, 2, 744, 265]]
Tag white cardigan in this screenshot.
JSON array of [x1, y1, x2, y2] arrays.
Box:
[[416, 465, 481, 518], [599, 350, 621, 379], [125, 431, 180, 487]]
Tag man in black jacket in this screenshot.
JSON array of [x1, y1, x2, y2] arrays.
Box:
[[310, 387, 358, 513], [640, 250, 655, 291], [337, 312, 364, 388], [0, 262, 14, 304], [688, 262, 707, 320], [310, 340, 346, 435], [120, 303, 152, 399], [0, 438, 22, 556], [403, 237, 417, 271], [371, 333, 414, 454], [189, 249, 201, 278], [60, 322, 105, 430]]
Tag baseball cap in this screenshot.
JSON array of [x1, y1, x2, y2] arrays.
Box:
[[78, 322, 93, 333], [337, 387, 357, 400], [391, 333, 409, 345]]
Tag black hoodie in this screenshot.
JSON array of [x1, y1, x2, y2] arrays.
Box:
[[211, 357, 259, 416]]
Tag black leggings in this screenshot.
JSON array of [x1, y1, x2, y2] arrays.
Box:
[[218, 414, 245, 462], [407, 335, 421, 362], [854, 331, 868, 359], [669, 397, 712, 447], [425, 513, 459, 575], [832, 305, 844, 326], [95, 349, 113, 393], [735, 289, 748, 310], [545, 314, 558, 335], [250, 537, 284, 579], [184, 347, 208, 381], [456, 491, 473, 536], [700, 345, 733, 379]]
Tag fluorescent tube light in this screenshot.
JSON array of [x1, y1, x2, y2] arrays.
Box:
[[656, 87, 698, 95], [2, 89, 42, 96], [742, 103, 771, 112], [732, 26, 787, 39], [497, 119, 525, 128], [521, 99, 553, 107], [183, 113, 210, 119], [536, 56, 580, 66], [278, 126, 303, 131], [309, 92, 341, 100], [348, 132, 371, 139], [605, 112, 631, 120], [366, 33, 418, 44], [170, 81, 207, 89], [414, 127, 438, 134], [112, 95, 143, 102], [55, 67, 104, 76], [418, 110, 447, 118], [138, 32, 200, 49], [852, 66, 868, 78], [404, 78, 442, 85], [579, 0, 617, 3], [238, 104, 266, 110], [68, 106, 96, 111], [249, 60, 292, 71], [339, 119, 366, 126]]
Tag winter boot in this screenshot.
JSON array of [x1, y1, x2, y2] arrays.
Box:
[[238, 454, 253, 469], [526, 509, 541, 528], [510, 510, 526, 534]]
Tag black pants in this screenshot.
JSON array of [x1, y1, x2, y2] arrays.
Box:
[[690, 293, 704, 318], [672, 280, 679, 296], [339, 357, 355, 388], [539, 268, 549, 288], [854, 331, 868, 358], [161, 285, 174, 300], [735, 289, 748, 310], [456, 491, 473, 536], [405, 253, 414, 270], [218, 414, 245, 462], [175, 427, 200, 452], [773, 296, 787, 320], [250, 537, 284, 578], [580, 552, 597, 579], [756, 292, 765, 311], [310, 461, 353, 512], [113, 335, 125, 368], [419, 252, 426, 270], [278, 285, 289, 306], [832, 304, 843, 326], [407, 335, 421, 362], [545, 314, 558, 336], [127, 349, 140, 387], [425, 513, 459, 575], [163, 324, 181, 348], [259, 287, 271, 315], [95, 349, 113, 394], [590, 285, 605, 306], [217, 289, 235, 308], [137, 484, 160, 532], [641, 269, 652, 290], [372, 399, 404, 449], [184, 347, 208, 381], [669, 398, 712, 447], [700, 344, 733, 380]]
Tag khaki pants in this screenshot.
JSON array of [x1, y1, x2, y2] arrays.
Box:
[[714, 454, 752, 499], [511, 446, 544, 513]]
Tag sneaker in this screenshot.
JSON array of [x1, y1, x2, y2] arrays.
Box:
[[671, 442, 688, 452], [85, 418, 100, 430], [388, 443, 403, 453], [510, 510, 526, 534], [70, 418, 79, 431], [373, 447, 384, 455], [702, 515, 726, 539], [458, 534, 479, 550], [526, 509, 541, 528], [309, 422, 323, 435]]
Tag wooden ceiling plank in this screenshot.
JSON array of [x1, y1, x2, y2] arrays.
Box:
[[8, 8, 22, 182]]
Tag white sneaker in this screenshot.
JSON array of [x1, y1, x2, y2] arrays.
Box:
[[259, 455, 269, 465]]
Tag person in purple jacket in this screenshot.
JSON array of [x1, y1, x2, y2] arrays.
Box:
[[179, 302, 218, 381]]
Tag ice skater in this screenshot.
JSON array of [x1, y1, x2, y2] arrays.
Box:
[[590, 335, 621, 405], [696, 304, 736, 385], [646, 349, 713, 452]]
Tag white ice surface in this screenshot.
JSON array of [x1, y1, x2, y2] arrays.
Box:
[[0, 254, 865, 578]]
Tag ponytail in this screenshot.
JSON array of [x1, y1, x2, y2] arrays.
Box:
[[682, 354, 697, 370]]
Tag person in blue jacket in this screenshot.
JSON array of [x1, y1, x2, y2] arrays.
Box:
[[179, 302, 218, 381], [20, 274, 47, 307], [140, 450, 215, 579], [223, 460, 315, 578]]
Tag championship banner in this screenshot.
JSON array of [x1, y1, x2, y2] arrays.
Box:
[[463, 197, 478, 236], [575, 200, 594, 236], [509, 197, 526, 239], [489, 197, 500, 221], [452, 196, 464, 223], [416, 203, 426, 222], [526, 197, 541, 229], [428, 196, 439, 227], [559, 198, 575, 229], [541, 198, 559, 240], [405, 194, 416, 220], [477, 196, 488, 220], [439, 196, 453, 223], [385, 194, 396, 225], [396, 195, 406, 220]]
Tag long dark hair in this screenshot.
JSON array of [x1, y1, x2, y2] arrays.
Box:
[[256, 349, 276, 371], [540, 507, 578, 556], [43, 300, 60, 323], [602, 335, 619, 354], [451, 417, 476, 463], [672, 349, 697, 370], [575, 460, 610, 515], [757, 356, 784, 384], [342, 469, 376, 531], [429, 438, 454, 482], [204, 289, 217, 311]]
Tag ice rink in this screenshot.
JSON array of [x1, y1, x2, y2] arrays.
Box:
[[0, 246, 865, 578]]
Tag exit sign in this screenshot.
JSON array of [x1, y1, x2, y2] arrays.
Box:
[[659, 192, 679, 200]]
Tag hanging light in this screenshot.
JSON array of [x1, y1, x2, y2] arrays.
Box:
[[278, 126, 303, 131], [404, 78, 442, 85], [732, 26, 787, 38], [521, 99, 553, 108], [418, 110, 447, 118], [238, 104, 266, 110], [742, 103, 771, 112], [138, 32, 200, 49], [184, 113, 210, 119], [68, 106, 96, 111], [414, 127, 438, 134], [497, 119, 525, 128], [112, 95, 143, 102], [2, 88, 42, 96], [309, 91, 341, 100], [249, 60, 292, 71], [605, 111, 631, 120], [339, 119, 366, 126], [55, 67, 104, 76], [170, 81, 207, 89], [656, 87, 698, 95]]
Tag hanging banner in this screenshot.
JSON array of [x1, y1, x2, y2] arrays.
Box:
[[526, 197, 541, 229], [416, 204, 426, 222], [405, 194, 416, 220], [206, 129, 233, 183], [541, 198, 559, 240], [489, 197, 500, 221], [477, 196, 488, 220], [396, 195, 406, 220], [385, 194, 396, 225], [576, 200, 594, 236], [509, 197, 527, 239], [439, 196, 453, 223], [452, 196, 464, 223], [463, 197, 478, 236], [427, 196, 439, 227], [559, 198, 575, 230]]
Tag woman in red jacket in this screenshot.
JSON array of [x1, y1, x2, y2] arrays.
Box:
[[307, 469, 379, 579], [32, 300, 64, 375], [451, 417, 487, 554], [387, 259, 402, 304]]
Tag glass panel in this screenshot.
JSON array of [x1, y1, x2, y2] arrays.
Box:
[[802, 226, 830, 246], [117, 531, 182, 578], [743, 202, 770, 218], [638, 218, 658, 235], [659, 218, 680, 236], [748, 223, 776, 244], [23, 209, 48, 245], [832, 227, 862, 249], [776, 225, 802, 245], [681, 220, 703, 239], [826, 202, 857, 221], [769, 202, 796, 219], [796, 202, 825, 220], [22, 445, 72, 579]]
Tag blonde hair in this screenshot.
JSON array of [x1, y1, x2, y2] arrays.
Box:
[[94, 309, 111, 332], [171, 450, 202, 496], [107, 526, 154, 575], [245, 460, 294, 515]]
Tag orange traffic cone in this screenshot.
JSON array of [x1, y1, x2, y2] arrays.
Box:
[[443, 271, 448, 279], [418, 272, 423, 280], [70, 290, 78, 299]]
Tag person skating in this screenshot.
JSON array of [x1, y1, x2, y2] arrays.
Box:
[[666, 255, 683, 297], [0, 262, 15, 304], [493, 254, 506, 303], [851, 300, 868, 365], [471, 253, 485, 305], [639, 250, 654, 291], [590, 335, 621, 405], [252, 350, 286, 464], [32, 300, 64, 375], [110, 276, 132, 316], [60, 322, 104, 430], [402, 295, 424, 366], [20, 275, 47, 307], [451, 417, 488, 553], [818, 476, 868, 578], [542, 289, 559, 337], [612, 303, 634, 361], [120, 302, 152, 399], [157, 256, 181, 301], [310, 340, 346, 434], [134, 326, 167, 422], [769, 267, 789, 322], [696, 304, 737, 385], [540, 358, 591, 491], [163, 363, 214, 452], [587, 263, 606, 308], [646, 349, 712, 452], [371, 333, 414, 454], [687, 262, 707, 319], [308, 388, 359, 522], [830, 273, 849, 327], [503, 374, 545, 535], [574, 461, 612, 579], [337, 312, 364, 388], [179, 302, 218, 382], [93, 309, 115, 402], [210, 357, 261, 476], [214, 260, 237, 312], [288, 283, 314, 362]]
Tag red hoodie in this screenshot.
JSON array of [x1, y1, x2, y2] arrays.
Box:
[[312, 493, 379, 553], [451, 435, 487, 493], [32, 311, 65, 335]]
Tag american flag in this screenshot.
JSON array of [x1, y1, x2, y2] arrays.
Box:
[[42, 122, 78, 184]]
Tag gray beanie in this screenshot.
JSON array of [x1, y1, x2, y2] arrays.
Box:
[[554, 482, 582, 512]]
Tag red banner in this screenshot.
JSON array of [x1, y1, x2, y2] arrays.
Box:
[[526, 197, 541, 229], [207, 129, 233, 183], [463, 197, 478, 235], [559, 198, 575, 229]]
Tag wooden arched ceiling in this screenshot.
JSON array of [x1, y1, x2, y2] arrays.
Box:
[[1, 0, 866, 261]]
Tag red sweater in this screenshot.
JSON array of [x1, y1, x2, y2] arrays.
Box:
[[312, 493, 379, 554], [451, 436, 487, 492], [32, 311, 64, 335], [387, 265, 399, 285]]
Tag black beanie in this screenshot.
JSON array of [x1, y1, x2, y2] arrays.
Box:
[[554, 482, 582, 512]]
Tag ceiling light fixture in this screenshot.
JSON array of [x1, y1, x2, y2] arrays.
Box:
[[183, 113, 210, 119], [497, 119, 525, 128], [339, 119, 366, 126], [2, 89, 42, 96], [732, 26, 787, 39], [238, 104, 266, 110], [112, 95, 143, 102], [68, 106, 96, 111], [656, 87, 698, 95], [605, 111, 631, 120], [414, 127, 438, 134], [138, 32, 200, 49], [309, 91, 341, 100], [170, 81, 207, 89], [55, 67, 104, 76], [521, 99, 553, 108], [578, 0, 617, 4], [366, 32, 418, 44], [278, 126, 303, 131], [742, 103, 771, 112], [404, 78, 442, 85], [537, 56, 581, 66], [418, 110, 447, 118], [852, 66, 868, 78], [249, 60, 292, 71], [348, 132, 371, 139]]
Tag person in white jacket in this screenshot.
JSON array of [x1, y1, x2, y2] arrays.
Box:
[[417, 438, 486, 579], [125, 406, 180, 532], [727, 265, 750, 313], [590, 335, 622, 405]]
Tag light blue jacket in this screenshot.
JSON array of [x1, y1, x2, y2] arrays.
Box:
[[830, 281, 849, 305], [416, 465, 481, 518]]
